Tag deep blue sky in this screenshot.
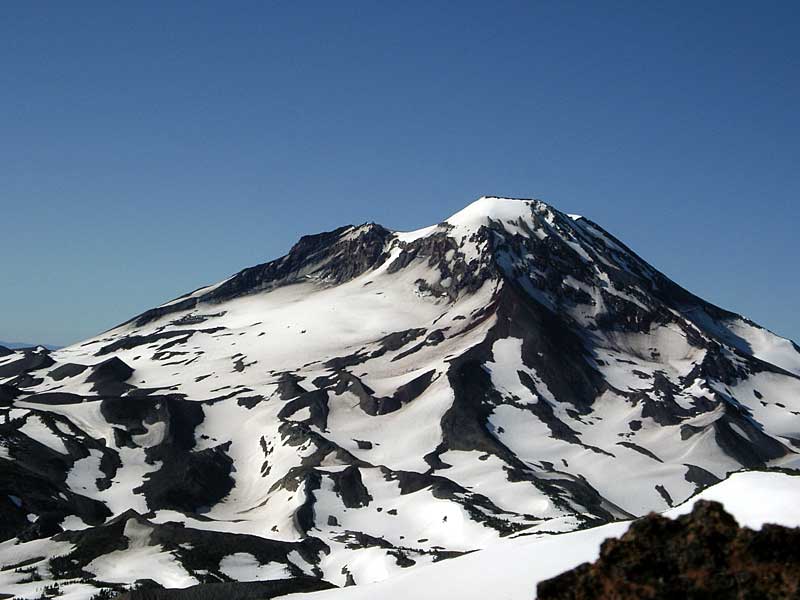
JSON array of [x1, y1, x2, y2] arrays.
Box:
[[1, 2, 798, 346]]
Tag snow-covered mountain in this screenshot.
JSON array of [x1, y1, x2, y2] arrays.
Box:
[[1, 196, 799, 599]]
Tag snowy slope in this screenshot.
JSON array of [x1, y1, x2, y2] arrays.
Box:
[[1, 196, 799, 599], [281, 471, 800, 600]]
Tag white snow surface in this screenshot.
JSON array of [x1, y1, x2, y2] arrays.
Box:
[[85, 519, 198, 588], [218, 552, 290, 582], [284, 471, 800, 600]]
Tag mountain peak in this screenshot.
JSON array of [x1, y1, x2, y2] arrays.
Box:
[[445, 196, 545, 228], [394, 196, 553, 245]]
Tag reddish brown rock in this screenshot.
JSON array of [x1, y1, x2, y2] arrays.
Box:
[[538, 500, 800, 600]]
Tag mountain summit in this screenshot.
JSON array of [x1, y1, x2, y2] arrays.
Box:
[[1, 197, 799, 598]]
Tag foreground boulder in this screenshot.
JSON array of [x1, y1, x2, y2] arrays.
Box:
[[538, 500, 800, 599]]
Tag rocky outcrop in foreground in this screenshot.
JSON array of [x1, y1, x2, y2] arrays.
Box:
[[538, 500, 800, 599]]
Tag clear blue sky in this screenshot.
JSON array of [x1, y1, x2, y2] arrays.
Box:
[[1, 1, 798, 346]]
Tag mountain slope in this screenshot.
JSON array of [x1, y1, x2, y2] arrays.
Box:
[[276, 471, 800, 600], [1, 197, 799, 599]]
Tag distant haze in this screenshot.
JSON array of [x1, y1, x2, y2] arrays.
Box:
[[0, 340, 61, 351]]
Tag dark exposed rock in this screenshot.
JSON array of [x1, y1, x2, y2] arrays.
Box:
[[392, 330, 448, 362], [126, 224, 394, 327], [49, 511, 328, 589], [387, 229, 496, 299], [0, 455, 112, 542], [654, 484, 673, 507], [169, 312, 226, 326], [86, 357, 134, 395], [0, 493, 31, 541], [0, 383, 20, 404], [117, 578, 336, 600], [388, 468, 529, 534], [538, 500, 800, 600], [6, 373, 43, 388], [47, 362, 88, 381], [339, 368, 436, 417], [633, 372, 692, 426], [96, 330, 195, 356], [278, 389, 330, 429], [331, 465, 372, 508], [275, 372, 308, 400], [138, 442, 234, 513], [713, 411, 789, 468], [616, 441, 663, 463], [684, 464, 723, 489], [0, 349, 53, 378], [237, 394, 264, 409], [325, 328, 427, 369], [101, 395, 204, 450]]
